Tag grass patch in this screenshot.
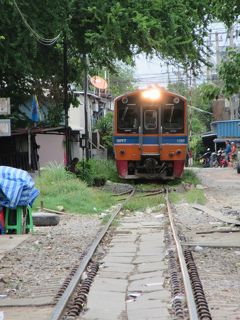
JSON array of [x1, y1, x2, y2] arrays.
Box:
[[181, 169, 201, 185], [123, 194, 165, 212], [34, 163, 117, 214], [168, 168, 201, 186], [77, 159, 120, 186], [169, 189, 206, 205]]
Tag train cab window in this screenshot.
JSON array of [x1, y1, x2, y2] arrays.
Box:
[[162, 100, 184, 133], [144, 110, 157, 130], [117, 104, 139, 133]]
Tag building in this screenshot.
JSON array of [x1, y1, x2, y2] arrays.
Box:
[[68, 91, 113, 161]]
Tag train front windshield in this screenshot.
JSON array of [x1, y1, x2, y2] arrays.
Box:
[[116, 94, 185, 134], [117, 101, 140, 133], [161, 99, 184, 133]]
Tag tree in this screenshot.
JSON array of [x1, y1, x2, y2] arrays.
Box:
[[70, 0, 213, 69], [168, 82, 213, 134], [0, 0, 239, 128], [0, 0, 71, 127], [218, 49, 240, 96], [94, 112, 113, 155]]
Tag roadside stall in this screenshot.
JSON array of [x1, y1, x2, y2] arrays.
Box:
[[0, 166, 39, 234]]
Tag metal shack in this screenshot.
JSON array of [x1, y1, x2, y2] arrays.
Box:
[[211, 120, 240, 150]]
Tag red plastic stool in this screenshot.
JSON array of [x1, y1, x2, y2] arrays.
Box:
[[0, 208, 5, 234]]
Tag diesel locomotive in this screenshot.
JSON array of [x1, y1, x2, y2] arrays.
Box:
[[113, 86, 188, 179]]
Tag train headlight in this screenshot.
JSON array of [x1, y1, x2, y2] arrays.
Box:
[[141, 88, 161, 100]]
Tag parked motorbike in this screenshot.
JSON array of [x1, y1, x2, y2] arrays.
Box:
[[200, 149, 211, 167], [200, 149, 228, 168], [217, 150, 228, 167]]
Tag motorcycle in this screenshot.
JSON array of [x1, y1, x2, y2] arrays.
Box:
[[200, 149, 211, 167], [217, 150, 228, 167]]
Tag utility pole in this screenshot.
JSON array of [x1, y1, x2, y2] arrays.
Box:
[[228, 25, 237, 119], [63, 33, 71, 166], [215, 32, 221, 66], [229, 26, 234, 47], [83, 54, 89, 160], [188, 69, 193, 143], [167, 63, 171, 84], [177, 66, 181, 82], [207, 33, 212, 81]]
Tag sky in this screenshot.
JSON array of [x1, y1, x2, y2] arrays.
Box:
[[133, 22, 240, 89]]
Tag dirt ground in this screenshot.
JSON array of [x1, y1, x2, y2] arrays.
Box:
[[175, 167, 240, 320], [0, 167, 239, 319], [193, 167, 240, 206]]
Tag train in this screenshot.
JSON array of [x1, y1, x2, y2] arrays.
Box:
[[113, 86, 188, 179]]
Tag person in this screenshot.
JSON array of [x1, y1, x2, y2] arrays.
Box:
[[67, 158, 80, 175], [224, 140, 231, 162], [188, 149, 193, 167], [230, 142, 237, 166], [231, 142, 237, 157]]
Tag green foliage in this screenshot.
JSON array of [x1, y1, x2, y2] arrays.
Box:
[[70, 0, 215, 69], [169, 188, 206, 205], [199, 83, 221, 100], [181, 169, 201, 185], [210, 0, 240, 28], [34, 163, 116, 214], [1, 0, 239, 129], [189, 135, 206, 160], [123, 194, 165, 212], [0, 0, 70, 126], [218, 49, 240, 96], [95, 112, 113, 153], [167, 82, 213, 139], [77, 159, 120, 186]]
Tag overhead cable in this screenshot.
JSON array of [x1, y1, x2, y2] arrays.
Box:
[[13, 0, 61, 46]]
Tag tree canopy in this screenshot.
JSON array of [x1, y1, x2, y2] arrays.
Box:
[[218, 49, 240, 96], [0, 0, 239, 126]]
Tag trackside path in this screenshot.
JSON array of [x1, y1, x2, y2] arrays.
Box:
[[80, 213, 171, 320]]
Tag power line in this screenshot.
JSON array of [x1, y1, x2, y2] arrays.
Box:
[[13, 0, 61, 46]]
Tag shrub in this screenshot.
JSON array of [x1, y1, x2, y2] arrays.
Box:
[[76, 159, 119, 186]]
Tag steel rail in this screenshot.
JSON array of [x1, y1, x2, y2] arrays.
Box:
[[166, 193, 198, 320], [50, 188, 135, 320]]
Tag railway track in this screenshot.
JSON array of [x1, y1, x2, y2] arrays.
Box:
[[1, 184, 239, 319], [50, 187, 213, 320], [50, 188, 135, 320], [165, 193, 212, 320]]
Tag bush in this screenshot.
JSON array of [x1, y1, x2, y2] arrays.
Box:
[[76, 159, 120, 186], [34, 163, 116, 214]]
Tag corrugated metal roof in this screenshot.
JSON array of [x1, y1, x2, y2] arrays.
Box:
[[211, 120, 240, 138]]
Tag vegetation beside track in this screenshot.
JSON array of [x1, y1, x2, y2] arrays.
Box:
[[76, 159, 120, 186], [34, 163, 118, 214], [33, 163, 205, 214], [169, 169, 206, 205]]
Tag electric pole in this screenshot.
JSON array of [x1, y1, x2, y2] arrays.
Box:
[[215, 32, 221, 65], [63, 33, 71, 166], [83, 54, 89, 160]]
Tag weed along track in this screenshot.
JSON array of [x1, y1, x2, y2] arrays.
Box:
[[1, 177, 240, 320], [0, 186, 210, 320]]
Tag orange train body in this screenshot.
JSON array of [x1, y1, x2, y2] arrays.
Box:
[[113, 87, 188, 179]]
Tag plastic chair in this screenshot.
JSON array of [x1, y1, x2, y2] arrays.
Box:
[[5, 206, 34, 234], [0, 209, 5, 234]]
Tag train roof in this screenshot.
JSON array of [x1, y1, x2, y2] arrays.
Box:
[[114, 87, 186, 102]]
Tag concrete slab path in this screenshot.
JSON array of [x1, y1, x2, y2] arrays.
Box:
[[80, 213, 171, 320]]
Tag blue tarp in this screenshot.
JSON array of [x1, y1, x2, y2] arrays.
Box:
[[0, 166, 40, 209]]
